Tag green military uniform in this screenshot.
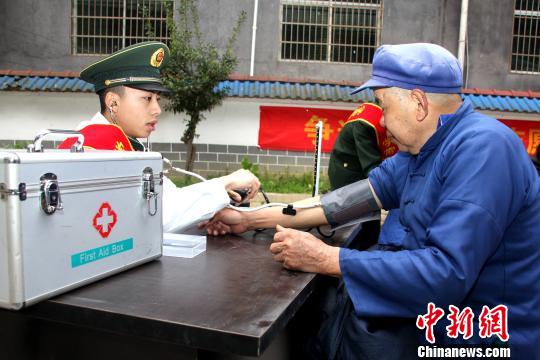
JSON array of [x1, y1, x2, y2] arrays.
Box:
[[327, 103, 398, 250], [328, 102, 397, 190], [328, 121, 382, 190]]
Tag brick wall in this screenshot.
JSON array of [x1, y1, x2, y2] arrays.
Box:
[[153, 142, 329, 177], [0, 140, 329, 177]]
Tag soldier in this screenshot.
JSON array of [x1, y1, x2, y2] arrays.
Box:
[[60, 41, 260, 233]]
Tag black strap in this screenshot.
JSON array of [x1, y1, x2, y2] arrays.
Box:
[[127, 137, 145, 152]]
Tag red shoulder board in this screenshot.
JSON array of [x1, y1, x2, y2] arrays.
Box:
[[345, 103, 398, 160], [58, 123, 134, 151]]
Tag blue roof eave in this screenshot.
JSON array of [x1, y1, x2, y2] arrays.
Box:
[[0, 75, 539, 113]]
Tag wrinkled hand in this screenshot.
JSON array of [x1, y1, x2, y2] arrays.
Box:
[[198, 208, 249, 236], [270, 225, 341, 276], [222, 169, 260, 203]]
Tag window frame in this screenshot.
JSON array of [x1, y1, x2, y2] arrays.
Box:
[[70, 0, 173, 56], [510, 0, 540, 74], [279, 0, 384, 65]]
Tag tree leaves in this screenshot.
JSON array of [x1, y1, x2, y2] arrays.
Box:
[[161, 0, 246, 171]]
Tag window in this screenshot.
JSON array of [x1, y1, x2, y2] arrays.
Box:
[[280, 0, 382, 64], [511, 0, 540, 73], [71, 0, 173, 55]]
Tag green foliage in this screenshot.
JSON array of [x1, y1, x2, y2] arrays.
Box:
[[2, 140, 31, 149], [168, 174, 200, 188], [162, 0, 246, 171], [239, 156, 330, 193], [169, 169, 330, 194], [257, 171, 331, 194], [240, 156, 260, 177]]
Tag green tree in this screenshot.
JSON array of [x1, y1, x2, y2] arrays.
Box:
[[163, 0, 246, 171]]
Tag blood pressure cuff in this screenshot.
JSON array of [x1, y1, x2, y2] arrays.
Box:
[[320, 179, 380, 227]]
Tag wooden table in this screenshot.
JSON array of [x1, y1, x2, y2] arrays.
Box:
[[0, 232, 317, 359]]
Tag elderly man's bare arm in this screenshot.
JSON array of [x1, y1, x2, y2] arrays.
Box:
[[202, 196, 328, 235], [202, 178, 382, 235], [201, 179, 382, 276]]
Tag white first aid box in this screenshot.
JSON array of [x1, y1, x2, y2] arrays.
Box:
[[0, 148, 163, 309]]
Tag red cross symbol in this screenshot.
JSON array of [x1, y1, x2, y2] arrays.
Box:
[[92, 202, 117, 238]]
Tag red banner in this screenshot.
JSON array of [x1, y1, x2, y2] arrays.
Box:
[[258, 106, 540, 156], [258, 106, 354, 153], [499, 119, 540, 156]]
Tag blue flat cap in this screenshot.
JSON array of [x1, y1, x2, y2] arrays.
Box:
[[351, 43, 463, 95]]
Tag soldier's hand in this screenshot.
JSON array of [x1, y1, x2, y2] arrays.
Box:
[[221, 169, 260, 203]]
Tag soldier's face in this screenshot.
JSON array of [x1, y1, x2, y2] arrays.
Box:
[[115, 86, 162, 138]]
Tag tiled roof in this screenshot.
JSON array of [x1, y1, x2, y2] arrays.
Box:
[[216, 80, 375, 102], [1, 72, 539, 113], [0, 74, 94, 92], [463, 92, 540, 113]]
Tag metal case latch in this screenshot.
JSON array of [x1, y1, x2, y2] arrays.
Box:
[[142, 167, 159, 216], [40, 173, 63, 215], [0, 183, 27, 201]]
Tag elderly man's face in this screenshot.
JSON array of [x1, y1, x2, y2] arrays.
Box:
[[375, 88, 422, 154], [114, 86, 162, 138]]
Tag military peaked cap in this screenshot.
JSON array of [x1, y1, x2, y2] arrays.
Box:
[[80, 41, 170, 93]]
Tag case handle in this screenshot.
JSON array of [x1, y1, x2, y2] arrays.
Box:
[[28, 129, 85, 153], [142, 167, 159, 216]]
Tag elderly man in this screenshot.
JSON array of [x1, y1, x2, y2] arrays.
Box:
[[205, 43, 540, 358], [59, 41, 260, 233]]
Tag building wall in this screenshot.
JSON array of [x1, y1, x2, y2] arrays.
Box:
[[1, 91, 538, 177], [153, 142, 330, 177], [0, 0, 93, 71], [0, 91, 346, 176], [0, 91, 359, 143], [1, 0, 538, 91], [466, 0, 539, 90], [0, 136, 330, 178]]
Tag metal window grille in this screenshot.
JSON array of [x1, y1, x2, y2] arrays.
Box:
[[280, 0, 382, 64], [71, 0, 173, 55], [511, 0, 540, 73]]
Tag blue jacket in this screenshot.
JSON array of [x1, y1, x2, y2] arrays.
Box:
[[339, 100, 540, 358]]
